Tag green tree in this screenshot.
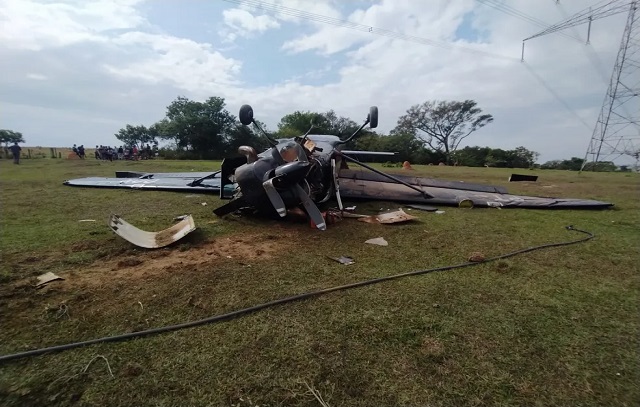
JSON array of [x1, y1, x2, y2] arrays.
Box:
[[223, 121, 270, 156], [510, 146, 539, 168], [394, 100, 493, 164], [276, 110, 365, 140], [453, 146, 492, 167], [0, 129, 25, 148], [114, 124, 157, 147], [0, 129, 25, 159], [155, 96, 236, 159], [276, 111, 332, 137]]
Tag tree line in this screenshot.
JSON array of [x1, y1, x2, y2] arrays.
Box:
[[113, 96, 557, 168], [1, 96, 626, 171]]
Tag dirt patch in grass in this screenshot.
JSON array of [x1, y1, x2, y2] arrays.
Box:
[[7, 233, 283, 293], [0, 232, 291, 339]]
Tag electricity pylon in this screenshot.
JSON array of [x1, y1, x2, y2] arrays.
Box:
[[523, 1, 639, 171]]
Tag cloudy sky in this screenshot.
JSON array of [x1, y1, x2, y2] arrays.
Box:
[[0, 0, 632, 163]]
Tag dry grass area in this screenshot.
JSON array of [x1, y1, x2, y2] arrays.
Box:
[[0, 158, 638, 407]]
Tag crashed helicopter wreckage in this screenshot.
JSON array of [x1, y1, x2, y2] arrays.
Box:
[[64, 105, 614, 230]]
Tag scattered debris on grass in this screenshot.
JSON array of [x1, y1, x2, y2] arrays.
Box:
[[435, 210, 446, 214], [36, 272, 64, 287], [509, 173, 539, 182], [357, 208, 417, 224], [109, 214, 197, 249], [200, 202, 207, 206], [78, 219, 96, 222], [468, 252, 486, 262], [365, 237, 388, 246], [328, 255, 355, 265]]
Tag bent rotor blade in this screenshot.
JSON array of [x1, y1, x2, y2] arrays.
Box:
[[294, 184, 326, 231], [263, 178, 287, 217]]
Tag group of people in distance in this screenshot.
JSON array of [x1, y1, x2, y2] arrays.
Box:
[[71, 144, 158, 161], [72, 144, 86, 159]]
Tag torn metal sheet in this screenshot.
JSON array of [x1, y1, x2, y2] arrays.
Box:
[[36, 272, 64, 287], [328, 256, 355, 265], [109, 214, 196, 249], [365, 237, 388, 246], [509, 174, 539, 182], [358, 208, 418, 224]]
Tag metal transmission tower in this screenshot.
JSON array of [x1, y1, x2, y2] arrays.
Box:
[[523, 0, 640, 171]]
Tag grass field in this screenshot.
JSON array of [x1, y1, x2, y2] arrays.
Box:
[[0, 158, 638, 407]]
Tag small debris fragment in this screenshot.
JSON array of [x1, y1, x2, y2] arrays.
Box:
[[328, 256, 355, 265], [36, 272, 64, 287], [200, 202, 207, 206], [173, 215, 189, 221], [358, 209, 417, 224], [435, 210, 445, 214], [78, 219, 96, 222], [509, 173, 538, 182], [365, 237, 388, 246], [406, 204, 439, 212], [468, 252, 486, 262], [345, 206, 357, 211]]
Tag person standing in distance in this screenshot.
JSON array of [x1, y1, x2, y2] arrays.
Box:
[[9, 141, 21, 164]]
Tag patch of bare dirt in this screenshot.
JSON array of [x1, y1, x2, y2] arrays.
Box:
[[0, 232, 295, 332], [50, 233, 284, 290]]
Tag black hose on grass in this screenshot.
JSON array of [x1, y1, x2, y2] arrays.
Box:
[[0, 226, 594, 363]]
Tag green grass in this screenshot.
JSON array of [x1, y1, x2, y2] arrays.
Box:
[[1, 158, 639, 406]]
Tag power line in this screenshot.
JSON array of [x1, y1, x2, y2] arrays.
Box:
[[221, 0, 594, 136], [522, 62, 594, 130], [476, 0, 582, 42], [221, 0, 517, 61], [524, 0, 632, 41]]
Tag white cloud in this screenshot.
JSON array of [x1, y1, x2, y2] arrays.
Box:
[[223, 8, 280, 36], [0, 0, 145, 50], [282, 0, 474, 55], [0, 0, 635, 164], [104, 32, 243, 91]]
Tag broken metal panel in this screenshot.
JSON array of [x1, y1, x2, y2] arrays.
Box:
[[338, 178, 614, 209], [36, 272, 64, 287], [108, 214, 197, 249], [357, 208, 418, 224], [509, 174, 539, 182]]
